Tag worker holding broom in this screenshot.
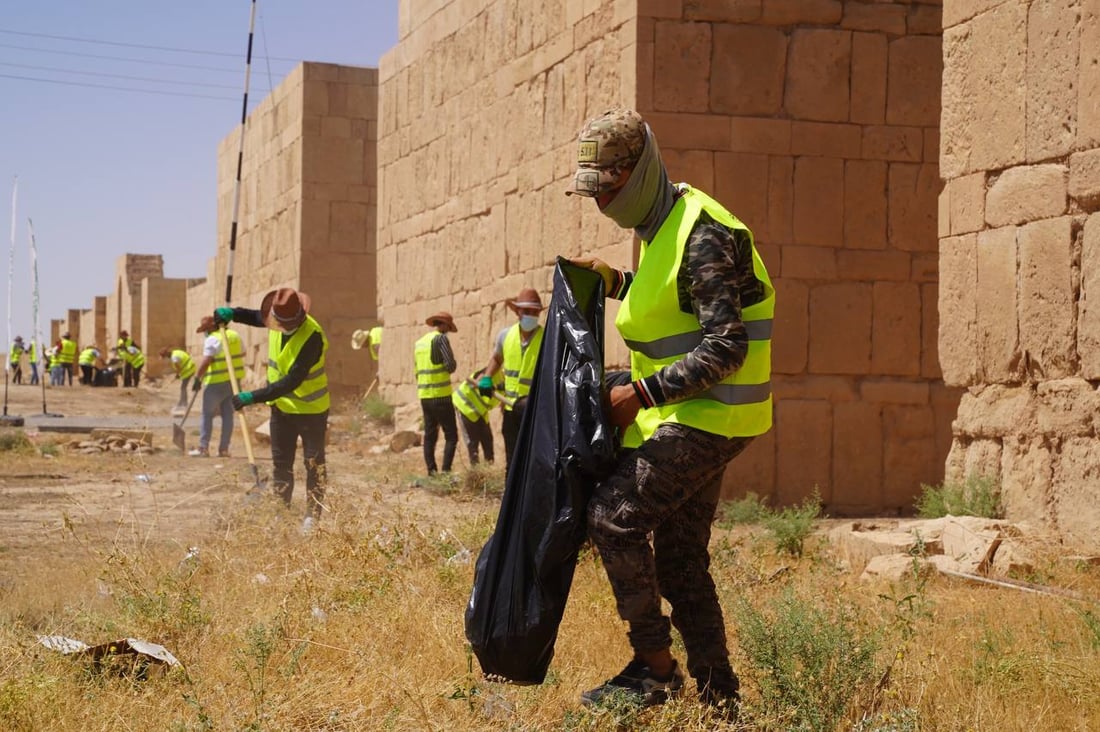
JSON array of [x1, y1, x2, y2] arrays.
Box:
[[189, 316, 245, 458], [214, 287, 329, 534]]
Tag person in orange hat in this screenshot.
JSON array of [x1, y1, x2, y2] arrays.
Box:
[[213, 287, 329, 534], [479, 286, 545, 472], [416, 311, 459, 475]]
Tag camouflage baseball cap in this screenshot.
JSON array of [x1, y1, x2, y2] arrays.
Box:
[[565, 108, 646, 197]]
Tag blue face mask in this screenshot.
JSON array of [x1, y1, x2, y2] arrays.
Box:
[[519, 315, 539, 331]]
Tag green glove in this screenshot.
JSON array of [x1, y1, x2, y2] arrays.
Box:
[[231, 391, 254, 411], [477, 375, 493, 396], [214, 307, 235, 325]]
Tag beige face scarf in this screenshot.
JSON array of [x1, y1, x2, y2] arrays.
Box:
[[599, 123, 676, 242]]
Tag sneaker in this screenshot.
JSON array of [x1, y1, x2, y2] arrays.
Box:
[[188, 447, 209, 457], [580, 659, 684, 708], [217, 450, 231, 458]]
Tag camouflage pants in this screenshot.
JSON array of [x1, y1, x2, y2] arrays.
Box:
[[587, 422, 751, 687]]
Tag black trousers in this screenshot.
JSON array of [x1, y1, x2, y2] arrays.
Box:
[[80, 364, 94, 385], [123, 362, 134, 387], [421, 396, 457, 473], [459, 413, 494, 465], [270, 407, 328, 519], [501, 398, 527, 474]]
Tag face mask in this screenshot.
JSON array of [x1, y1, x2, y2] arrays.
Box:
[[519, 315, 539, 331], [599, 124, 675, 242]]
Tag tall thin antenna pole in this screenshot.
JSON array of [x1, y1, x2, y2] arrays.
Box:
[[3, 177, 15, 417], [225, 0, 257, 306], [28, 218, 52, 416]]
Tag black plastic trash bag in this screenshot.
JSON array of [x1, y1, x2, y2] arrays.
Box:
[[464, 258, 617, 684]]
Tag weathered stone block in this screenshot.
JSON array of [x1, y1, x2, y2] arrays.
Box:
[[776, 399, 833, 505], [710, 24, 787, 116], [794, 156, 845, 247], [888, 163, 940, 252], [839, 249, 910, 282], [808, 282, 872, 374], [862, 126, 924, 162], [784, 29, 851, 123], [772, 278, 808, 374], [938, 233, 978, 386], [1017, 217, 1075, 379], [761, 0, 842, 25], [1052, 437, 1100, 553], [843, 2, 906, 35], [844, 159, 888, 250], [850, 32, 887, 125], [953, 385, 1036, 438], [768, 156, 794, 244], [1069, 148, 1100, 212], [883, 405, 939, 511], [792, 121, 861, 158], [984, 164, 1067, 227], [714, 153, 768, 242], [730, 116, 791, 154], [782, 246, 838, 280], [653, 21, 711, 112], [947, 172, 986, 235], [887, 36, 942, 127], [872, 282, 922, 377], [1035, 378, 1100, 437], [976, 226, 1021, 382], [941, 3, 1027, 177], [1079, 0, 1100, 148], [683, 0, 762, 23], [1026, 0, 1079, 160], [832, 401, 884, 513], [1081, 213, 1100, 379]]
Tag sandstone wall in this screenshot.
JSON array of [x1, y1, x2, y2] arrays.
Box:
[[214, 62, 379, 396], [939, 0, 1100, 550], [141, 278, 189, 378], [76, 296, 106, 352], [106, 254, 163, 353], [380, 0, 951, 513]]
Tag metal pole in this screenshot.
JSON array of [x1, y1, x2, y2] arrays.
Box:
[[28, 218, 57, 417], [2, 178, 15, 420]]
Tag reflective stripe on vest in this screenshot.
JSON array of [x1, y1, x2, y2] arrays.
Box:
[[452, 371, 492, 422], [129, 348, 146, 369], [58, 339, 77, 364], [414, 331, 452, 398], [266, 315, 330, 414], [615, 185, 775, 447], [205, 329, 245, 385], [172, 349, 196, 379], [501, 323, 543, 410], [78, 348, 98, 366], [9, 345, 23, 364]]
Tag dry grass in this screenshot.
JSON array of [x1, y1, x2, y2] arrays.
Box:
[[1, 449, 1099, 731]]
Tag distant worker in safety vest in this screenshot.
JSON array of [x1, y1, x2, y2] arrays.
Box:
[[452, 368, 497, 466], [479, 287, 545, 472], [47, 343, 64, 386], [78, 345, 102, 385], [351, 325, 382, 361], [27, 339, 38, 386], [58, 332, 77, 386], [416, 312, 458, 475], [189, 316, 245, 459], [116, 330, 142, 387], [8, 335, 24, 385], [215, 288, 329, 535], [160, 346, 197, 409], [566, 109, 775, 718]]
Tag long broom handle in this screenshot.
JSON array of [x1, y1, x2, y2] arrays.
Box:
[[4, 178, 14, 416]]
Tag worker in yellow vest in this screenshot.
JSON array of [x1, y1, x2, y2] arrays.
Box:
[[58, 332, 77, 386], [160, 346, 197, 408], [479, 287, 545, 472], [8, 335, 24, 385], [189, 316, 245, 458], [452, 368, 497, 465], [47, 343, 63, 386], [117, 330, 137, 387], [27, 339, 38, 386], [415, 312, 458, 475], [215, 288, 329, 534], [566, 109, 775, 717], [78, 345, 102, 385]]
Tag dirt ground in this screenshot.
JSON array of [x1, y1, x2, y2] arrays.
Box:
[[0, 375, 492, 584]]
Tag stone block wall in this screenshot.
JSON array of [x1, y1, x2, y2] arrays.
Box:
[[65, 309, 81, 347], [77, 296, 107, 353], [141, 278, 189, 378], [214, 62, 379, 396], [380, 0, 951, 513], [106, 254, 164, 353], [939, 0, 1100, 550]]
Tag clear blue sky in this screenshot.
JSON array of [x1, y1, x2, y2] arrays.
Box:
[[1, 1, 399, 347]]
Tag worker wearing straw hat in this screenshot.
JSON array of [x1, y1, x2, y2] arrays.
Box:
[[416, 312, 459, 475]]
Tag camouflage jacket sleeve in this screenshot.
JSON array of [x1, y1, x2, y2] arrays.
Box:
[[628, 211, 766, 407]]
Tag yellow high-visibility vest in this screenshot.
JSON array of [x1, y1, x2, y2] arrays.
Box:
[[204, 330, 245, 385], [414, 331, 452, 399], [615, 185, 775, 447], [58, 338, 77, 365], [172, 349, 196, 379], [452, 371, 493, 422], [266, 315, 330, 414], [501, 323, 543, 410], [368, 326, 383, 361]]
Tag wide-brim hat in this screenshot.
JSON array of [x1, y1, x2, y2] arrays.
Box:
[[351, 329, 369, 350], [425, 311, 457, 333], [261, 287, 311, 331], [506, 287, 545, 313], [196, 316, 218, 334]]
